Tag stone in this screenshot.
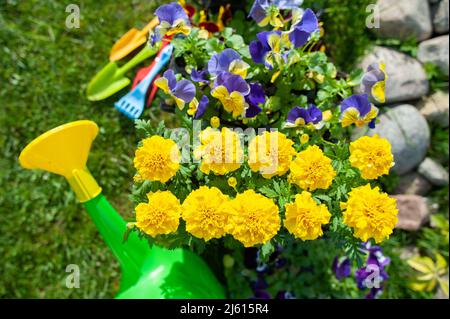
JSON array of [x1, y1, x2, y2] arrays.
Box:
[[417, 90, 449, 128], [399, 246, 420, 260], [352, 105, 431, 175], [394, 172, 433, 196], [418, 157, 449, 186], [394, 195, 431, 231], [375, 0, 433, 41], [358, 46, 429, 104], [417, 35, 449, 76], [432, 0, 449, 34]]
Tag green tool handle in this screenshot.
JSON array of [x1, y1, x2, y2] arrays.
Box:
[[116, 44, 159, 77]]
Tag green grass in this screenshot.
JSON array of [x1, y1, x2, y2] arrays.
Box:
[[0, 0, 164, 298]]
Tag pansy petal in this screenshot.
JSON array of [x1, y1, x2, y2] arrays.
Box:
[[194, 95, 209, 119], [249, 40, 267, 64], [229, 59, 250, 78], [191, 69, 209, 83], [156, 2, 188, 25], [341, 107, 360, 127], [172, 79, 196, 103], [297, 8, 318, 33], [154, 77, 170, 94], [163, 69, 177, 90], [287, 106, 303, 123], [249, 0, 269, 23], [245, 103, 262, 118], [289, 28, 310, 48], [246, 82, 266, 107]]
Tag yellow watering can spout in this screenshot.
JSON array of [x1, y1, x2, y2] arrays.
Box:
[[19, 120, 102, 202]]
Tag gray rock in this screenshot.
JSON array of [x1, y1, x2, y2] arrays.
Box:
[[358, 46, 429, 104], [417, 90, 449, 128], [417, 35, 449, 76], [418, 157, 449, 186], [394, 172, 433, 195], [399, 246, 420, 260], [432, 0, 449, 34], [375, 0, 433, 41], [394, 195, 431, 231], [352, 105, 431, 175]]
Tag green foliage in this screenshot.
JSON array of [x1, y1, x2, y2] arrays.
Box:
[[424, 63, 450, 93], [303, 0, 374, 71]]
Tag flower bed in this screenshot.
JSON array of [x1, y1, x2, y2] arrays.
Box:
[[128, 1, 399, 298]]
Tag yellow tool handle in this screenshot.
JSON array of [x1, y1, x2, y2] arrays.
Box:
[[140, 17, 159, 35]]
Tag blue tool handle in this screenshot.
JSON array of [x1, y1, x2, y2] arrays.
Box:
[[135, 44, 173, 95]]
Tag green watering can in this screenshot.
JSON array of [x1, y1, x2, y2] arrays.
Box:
[[18, 120, 225, 299]]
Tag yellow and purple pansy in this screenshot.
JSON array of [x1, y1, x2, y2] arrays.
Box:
[[207, 48, 250, 78], [245, 83, 266, 118], [249, 0, 303, 28], [154, 69, 196, 110], [249, 31, 286, 69], [361, 62, 388, 104], [288, 8, 319, 48], [211, 72, 250, 118], [285, 104, 323, 129], [340, 94, 379, 129], [190, 69, 210, 84], [188, 95, 210, 119], [153, 2, 191, 43]]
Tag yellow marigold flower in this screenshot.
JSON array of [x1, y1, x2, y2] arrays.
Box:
[[227, 177, 237, 188], [284, 191, 331, 240], [300, 133, 309, 145], [342, 184, 398, 243], [349, 134, 394, 180], [210, 116, 220, 128], [248, 131, 296, 179], [182, 186, 230, 241], [135, 190, 181, 237], [134, 135, 180, 183], [194, 127, 243, 175], [227, 189, 280, 247], [289, 145, 336, 191]]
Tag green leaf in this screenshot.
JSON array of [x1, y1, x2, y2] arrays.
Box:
[[347, 69, 364, 87]]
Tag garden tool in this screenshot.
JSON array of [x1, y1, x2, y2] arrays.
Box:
[[18, 120, 225, 299], [87, 44, 159, 101], [146, 75, 160, 107], [114, 44, 173, 119], [109, 17, 159, 62]]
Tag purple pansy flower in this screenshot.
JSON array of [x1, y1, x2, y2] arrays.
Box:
[[288, 8, 319, 48], [191, 69, 209, 84], [154, 69, 196, 110], [207, 48, 249, 78], [355, 242, 391, 299], [245, 83, 265, 118], [249, 0, 303, 27], [361, 62, 387, 104], [286, 104, 322, 128], [211, 72, 250, 118], [153, 2, 191, 43], [332, 256, 351, 280], [250, 31, 286, 69], [194, 95, 209, 119], [340, 94, 379, 129]]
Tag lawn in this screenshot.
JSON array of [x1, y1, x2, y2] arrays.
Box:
[[0, 0, 164, 298]]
